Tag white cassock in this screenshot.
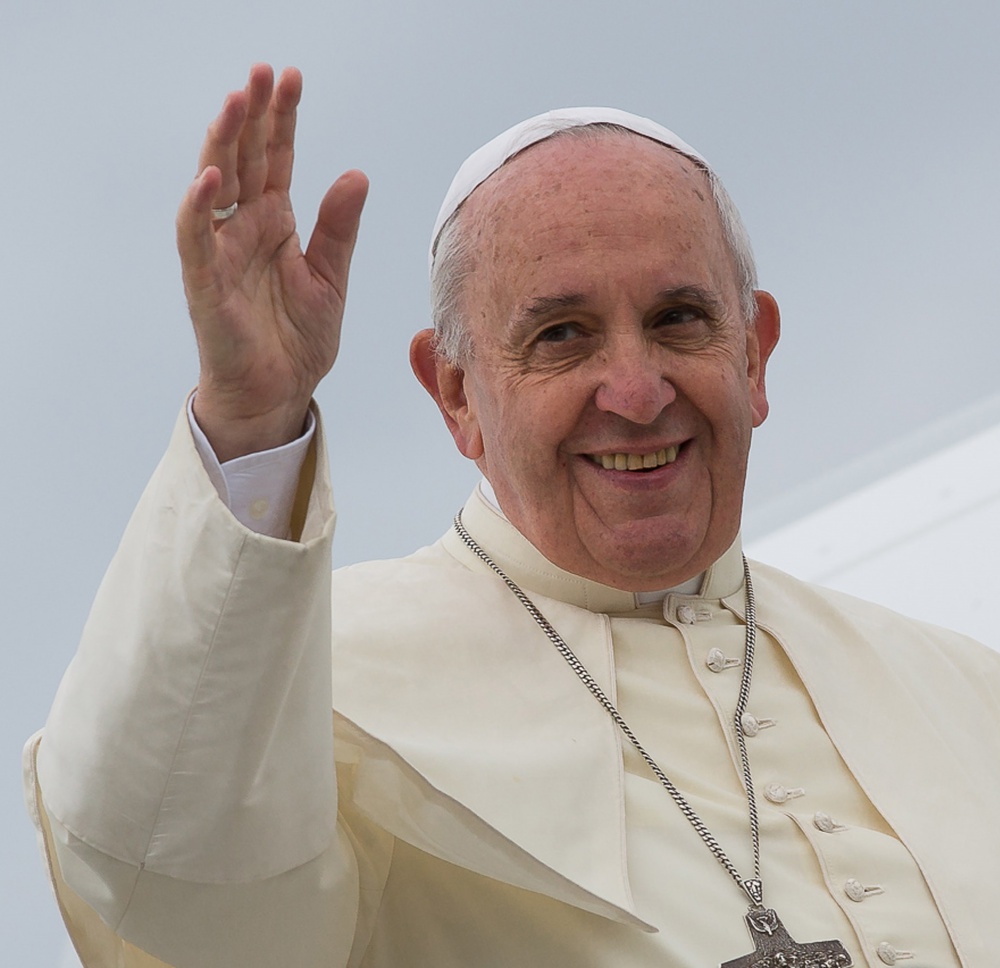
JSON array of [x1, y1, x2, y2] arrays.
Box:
[[24, 408, 1000, 968]]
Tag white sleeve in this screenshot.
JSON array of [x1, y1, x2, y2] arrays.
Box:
[[187, 394, 316, 539], [29, 404, 362, 968]]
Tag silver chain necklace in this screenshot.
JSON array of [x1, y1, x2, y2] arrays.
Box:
[[453, 513, 853, 968]]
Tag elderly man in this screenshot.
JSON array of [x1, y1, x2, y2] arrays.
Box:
[[26, 65, 999, 968]]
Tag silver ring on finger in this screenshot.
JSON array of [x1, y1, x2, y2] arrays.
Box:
[[211, 201, 238, 221]]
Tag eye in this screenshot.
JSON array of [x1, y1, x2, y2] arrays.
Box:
[[537, 321, 584, 343], [654, 306, 701, 328]]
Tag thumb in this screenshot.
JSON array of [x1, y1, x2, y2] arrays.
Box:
[[176, 166, 224, 277]]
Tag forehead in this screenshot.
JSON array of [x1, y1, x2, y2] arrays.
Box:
[[458, 133, 733, 305], [464, 130, 713, 223]]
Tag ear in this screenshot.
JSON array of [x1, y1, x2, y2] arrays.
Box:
[[410, 329, 484, 460], [746, 291, 781, 428]]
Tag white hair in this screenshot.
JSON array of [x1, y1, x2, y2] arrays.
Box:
[[430, 123, 759, 365]]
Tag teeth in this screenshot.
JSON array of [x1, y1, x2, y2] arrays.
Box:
[[594, 446, 679, 471]]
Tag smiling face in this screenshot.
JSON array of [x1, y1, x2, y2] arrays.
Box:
[[413, 132, 779, 590]]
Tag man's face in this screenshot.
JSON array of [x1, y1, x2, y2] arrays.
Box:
[[419, 133, 779, 590]]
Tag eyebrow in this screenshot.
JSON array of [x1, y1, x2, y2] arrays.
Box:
[[511, 292, 588, 333], [654, 285, 727, 315]]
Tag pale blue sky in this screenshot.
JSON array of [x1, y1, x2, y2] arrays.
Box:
[[4, 1, 999, 962]]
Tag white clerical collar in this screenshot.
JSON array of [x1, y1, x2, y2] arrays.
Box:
[[477, 478, 704, 601]]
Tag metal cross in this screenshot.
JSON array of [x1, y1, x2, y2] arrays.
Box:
[[721, 910, 853, 968]]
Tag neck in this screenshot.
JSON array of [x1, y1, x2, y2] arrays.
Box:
[[465, 481, 742, 610]]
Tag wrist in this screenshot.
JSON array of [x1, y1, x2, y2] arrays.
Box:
[[192, 390, 312, 463]]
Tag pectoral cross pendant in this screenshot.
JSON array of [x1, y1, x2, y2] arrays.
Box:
[[721, 909, 853, 968]]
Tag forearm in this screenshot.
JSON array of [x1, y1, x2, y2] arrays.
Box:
[[32, 405, 350, 964]]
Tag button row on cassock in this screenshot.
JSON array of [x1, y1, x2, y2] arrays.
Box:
[[704, 646, 919, 968]]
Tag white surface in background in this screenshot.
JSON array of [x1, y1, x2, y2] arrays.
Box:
[[747, 422, 1000, 652]]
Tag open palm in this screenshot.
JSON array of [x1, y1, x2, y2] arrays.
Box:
[[177, 64, 368, 461]]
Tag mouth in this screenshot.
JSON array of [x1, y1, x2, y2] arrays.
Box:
[[586, 445, 680, 472]]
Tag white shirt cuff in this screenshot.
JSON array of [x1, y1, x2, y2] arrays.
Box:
[[187, 395, 316, 539]]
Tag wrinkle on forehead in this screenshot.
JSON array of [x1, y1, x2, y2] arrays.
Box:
[[462, 133, 717, 257]]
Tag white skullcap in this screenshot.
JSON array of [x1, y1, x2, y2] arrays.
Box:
[[430, 106, 709, 271]]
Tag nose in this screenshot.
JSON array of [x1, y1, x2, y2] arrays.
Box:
[[593, 337, 675, 424]]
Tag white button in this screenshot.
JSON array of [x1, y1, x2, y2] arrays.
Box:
[[249, 498, 270, 520], [677, 604, 697, 624], [877, 942, 914, 964], [844, 878, 884, 902], [813, 811, 847, 833], [764, 782, 805, 804], [741, 712, 777, 737], [706, 648, 740, 673]]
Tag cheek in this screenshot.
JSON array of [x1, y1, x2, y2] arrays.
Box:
[[691, 353, 753, 419], [483, 402, 574, 492], [465, 382, 527, 475]]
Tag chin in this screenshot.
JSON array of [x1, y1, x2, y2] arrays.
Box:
[[586, 526, 712, 589]]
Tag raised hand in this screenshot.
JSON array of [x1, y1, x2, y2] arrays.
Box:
[[177, 64, 369, 461]]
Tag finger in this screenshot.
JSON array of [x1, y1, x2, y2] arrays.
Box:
[[177, 166, 223, 277], [197, 87, 249, 208], [236, 63, 275, 200], [305, 169, 370, 295], [264, 67, 303, 194]]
